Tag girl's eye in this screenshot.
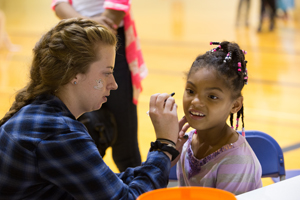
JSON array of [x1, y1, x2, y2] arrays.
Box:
[[209, 95, 218, 100], [185, 89, 194, 94]]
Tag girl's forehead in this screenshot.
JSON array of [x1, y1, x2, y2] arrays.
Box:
[[188, 67, 219, 80], [187, 67, 230, 89]]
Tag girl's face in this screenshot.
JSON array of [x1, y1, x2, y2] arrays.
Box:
[[74, 44, 118, 114], [183, 67, 241, 132]]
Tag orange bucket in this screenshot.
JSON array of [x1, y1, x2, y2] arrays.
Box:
[[137, 187, 236, 200]]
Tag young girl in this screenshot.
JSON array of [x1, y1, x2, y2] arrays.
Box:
[[177, 41, 262, 195]]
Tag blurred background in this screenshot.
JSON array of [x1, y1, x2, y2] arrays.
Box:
[[1, 0, 300, 187]]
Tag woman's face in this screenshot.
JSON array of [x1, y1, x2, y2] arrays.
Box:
[[74, 44, 118, 115]]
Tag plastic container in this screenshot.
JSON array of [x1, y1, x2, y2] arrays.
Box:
[[137, 187, 237, 200]]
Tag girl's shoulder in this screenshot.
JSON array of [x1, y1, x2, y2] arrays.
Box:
[[215, 134, 258, 164]]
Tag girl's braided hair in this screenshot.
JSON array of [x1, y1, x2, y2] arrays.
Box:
[[187, 41, 248, 134], [0, 18, 117, 126]]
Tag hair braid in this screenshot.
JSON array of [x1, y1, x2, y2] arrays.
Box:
[[230, 113, 234, 129], [241, 105, 245, 128]]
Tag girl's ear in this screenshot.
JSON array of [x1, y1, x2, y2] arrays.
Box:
[[231, 96, 243, 114]]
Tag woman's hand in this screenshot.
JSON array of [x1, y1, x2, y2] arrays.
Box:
[[149, 93, 178, 145], [91, 9, 125, 35], [91, 15, 118, 35]]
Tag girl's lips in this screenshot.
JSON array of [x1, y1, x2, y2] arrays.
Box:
[[189, 110, 205, 120]]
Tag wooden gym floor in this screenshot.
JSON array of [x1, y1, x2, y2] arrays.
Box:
[[1, 0, 300, 187]]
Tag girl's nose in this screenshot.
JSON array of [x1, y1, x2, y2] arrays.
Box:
[[191, 96, 204, 107]]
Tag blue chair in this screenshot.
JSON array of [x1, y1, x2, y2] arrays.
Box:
[[272, 169, 300, 183], [169, 164, 177, 180], [169, 130, 287, 181], [168, 163, 178, 187], [238, 130, 286, 181]]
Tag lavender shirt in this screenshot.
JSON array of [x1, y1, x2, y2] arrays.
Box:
[[177, 130, 262, 195]]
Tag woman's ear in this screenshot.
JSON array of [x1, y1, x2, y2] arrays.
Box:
[[71, 73, 84, 85], [71, 76, 78, 85], [231, 96, 243, 114]]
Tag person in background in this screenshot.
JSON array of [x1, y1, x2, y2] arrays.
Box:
[[0, 9, 20, 51], [0, 18, 189, 199], [258, 0, 276, 32], [236, 0, 251, 27], [51, 0, 147, 172], [276, 0, 295, 20], [177, 41, 262, 195]]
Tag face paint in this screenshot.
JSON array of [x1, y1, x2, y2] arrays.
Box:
[[94, 79, 103, 90]]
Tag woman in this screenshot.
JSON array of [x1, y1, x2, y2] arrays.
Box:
[[0, 18, 187, 199]]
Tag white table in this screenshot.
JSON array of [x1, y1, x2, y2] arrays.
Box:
[[236, 175, 300, 200]]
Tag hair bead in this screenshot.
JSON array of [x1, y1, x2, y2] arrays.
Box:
[[210, 42, 220, 45], [242, 127, 245, 137], [223, 52, 232, 63]]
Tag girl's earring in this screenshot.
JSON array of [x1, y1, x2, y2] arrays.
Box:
[[74, 81, 77, 85]]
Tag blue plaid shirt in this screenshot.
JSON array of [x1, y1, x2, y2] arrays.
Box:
[[0, 95, 170, 200]]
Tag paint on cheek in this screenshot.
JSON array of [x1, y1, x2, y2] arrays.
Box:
[[94, 79, 104, 90]]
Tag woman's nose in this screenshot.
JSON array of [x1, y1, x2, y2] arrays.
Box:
[[108, 76, 118, 90]]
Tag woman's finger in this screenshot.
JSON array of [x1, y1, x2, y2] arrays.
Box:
[[155, 93, 170, 110], [149, 93, 160, 113], [164, 96, 175, 111]]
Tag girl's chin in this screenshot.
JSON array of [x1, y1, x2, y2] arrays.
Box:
[[188, 122, 207, 131]]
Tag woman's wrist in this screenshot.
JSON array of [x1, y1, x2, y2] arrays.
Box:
[[149, 140, 179, 161], [156, 138, 176, 147]]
